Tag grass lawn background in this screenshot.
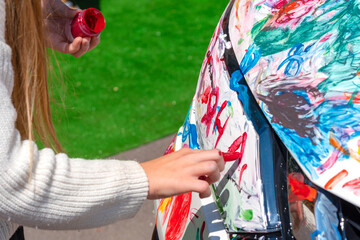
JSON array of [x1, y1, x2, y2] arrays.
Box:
[[51, 0, 228, 159]]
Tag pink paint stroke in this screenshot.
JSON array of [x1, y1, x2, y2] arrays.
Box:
[[317, 150, 340, 174], [343, 178, 360, 196]]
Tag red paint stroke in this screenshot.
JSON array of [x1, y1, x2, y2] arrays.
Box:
[[272, 0, 291, 9], [222, 132, 247, 162], [238, 164, 248, 189], [201, 87, 219, 137], [156, 197, 173, 226], [343, 178, 360, 196], [276, 0, 317, 23], [162, 201, 172, 226], [164, 136, 176, 155], [319, 33, 332, 43], [190, 208, 199, 226], [255, 0, 266, 7], [201, 86, 212, 104], [317, 150, 340, 174], [165, 193, 192, 240], [213, 101, 230, 148], [200, 221, 206, 240], [270, 0, 320, 29], [288, 173, 317, 202], [206, 53, 212, 64], [325, 170, 348, 190]]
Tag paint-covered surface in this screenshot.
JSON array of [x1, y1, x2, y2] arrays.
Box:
[[287, 156, 344, 240], [155, 0, 360, 239], [194, 11, 272, 232], [229, 0, 360, 207], [155, 2, 283, 237]]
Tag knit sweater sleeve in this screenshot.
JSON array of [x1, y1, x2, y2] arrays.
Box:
[[0, 1, 148, 230]]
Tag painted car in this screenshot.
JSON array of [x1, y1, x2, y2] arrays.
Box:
[[154, 0, 360, 239]]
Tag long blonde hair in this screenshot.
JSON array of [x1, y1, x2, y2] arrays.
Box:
[[5, 0, 62, 154]]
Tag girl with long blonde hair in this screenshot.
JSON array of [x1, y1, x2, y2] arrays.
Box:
[[0, 0, 224, 238]]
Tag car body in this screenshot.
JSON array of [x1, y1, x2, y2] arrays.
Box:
[[155, 0, 360, 239]]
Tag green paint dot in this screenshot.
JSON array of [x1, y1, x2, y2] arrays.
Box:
[[232, 222, 238, 231], [238, 39, 244, 45], [241, 209, 253, 221]]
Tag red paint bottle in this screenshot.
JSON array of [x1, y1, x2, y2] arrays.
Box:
[[71, 8, 106, 38]]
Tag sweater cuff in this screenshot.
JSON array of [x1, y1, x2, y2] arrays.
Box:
[[117, 161, 149, 218]]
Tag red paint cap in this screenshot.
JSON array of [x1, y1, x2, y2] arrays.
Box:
[[71, 8, 106, 38]]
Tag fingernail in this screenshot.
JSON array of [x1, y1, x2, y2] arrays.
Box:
[[199, 176, 206, 180], [218, 151, 222, 156]]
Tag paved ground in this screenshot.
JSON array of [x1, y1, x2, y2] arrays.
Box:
[[24, 134, 175, 240]]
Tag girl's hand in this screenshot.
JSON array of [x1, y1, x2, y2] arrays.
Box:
[[42, 0, 100, 57], [140, 148, 225, 199]]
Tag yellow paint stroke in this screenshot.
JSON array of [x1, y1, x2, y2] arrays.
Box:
[[349, 149, 360, 164], [155, 197, 173, 227], [159, 197, 173, 214]]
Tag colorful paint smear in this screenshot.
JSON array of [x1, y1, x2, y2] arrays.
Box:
[[157, 197, 173, 226], [165, 193, 192, 240], [288, 172, 317, 202], [324, 170, 348, 190], [343, 177, 360, 196], [313, 190, 342, 240], [222, 133, 247, 162], [229, 0, 360, 207], [156, 1, 360, 239]]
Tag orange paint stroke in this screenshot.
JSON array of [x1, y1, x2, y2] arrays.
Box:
[[328, 127, 360, 164], [324, 169, 348, 190], [235, 0, 241, 21], [235, 24, 241, 33], [329, 131, 349, 156], [325, 92, 360, 104]]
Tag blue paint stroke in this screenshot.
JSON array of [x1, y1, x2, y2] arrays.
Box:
[[239, 43, 261, 75], [229, 69, 279, 227], [278, 43, 304, 76], [182, 111, 200, 149], [312, 190, 341, 240], [230, 70, 250, 113]]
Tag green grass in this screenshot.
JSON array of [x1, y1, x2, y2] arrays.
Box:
[[50, 0, 228, 158]]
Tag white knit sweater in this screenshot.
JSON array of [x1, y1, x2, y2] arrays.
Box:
[[0, 1, 148, 239]]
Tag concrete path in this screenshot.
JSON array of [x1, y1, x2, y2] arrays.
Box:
[[24, 134, 175, 240]]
